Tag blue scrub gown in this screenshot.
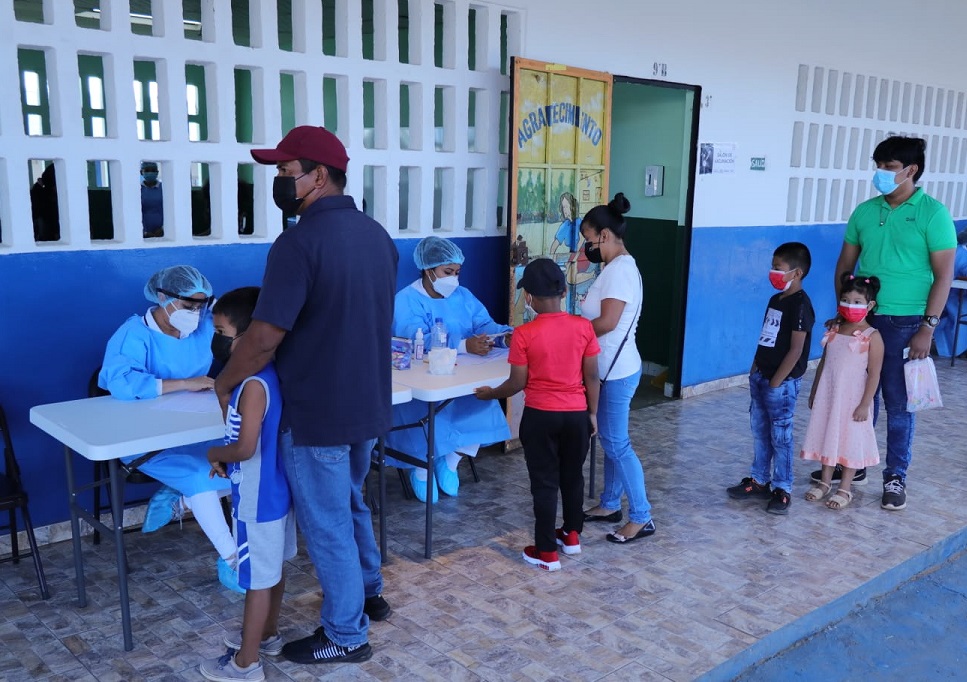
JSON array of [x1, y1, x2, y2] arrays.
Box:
[[935, 245, 967, 358], [387, 282, 512, 464], [98, 310, 228, 497]]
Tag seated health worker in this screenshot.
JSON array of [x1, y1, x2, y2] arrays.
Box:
[[934, 229, 967, 358], [388, 236, 513, 503], [97, 265, 241, 593]]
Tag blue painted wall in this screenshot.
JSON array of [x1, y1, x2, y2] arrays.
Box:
[[681, 223, 846, 387], [2, 235, 509, 527]]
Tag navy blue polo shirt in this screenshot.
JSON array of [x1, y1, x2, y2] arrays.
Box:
[[254, 194, 398, 446]]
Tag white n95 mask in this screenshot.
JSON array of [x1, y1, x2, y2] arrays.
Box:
[[167, 307, 201, 338], [432, 275, 459, 298]]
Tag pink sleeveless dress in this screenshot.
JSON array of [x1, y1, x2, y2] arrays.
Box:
[[800, 328, 880, 469]]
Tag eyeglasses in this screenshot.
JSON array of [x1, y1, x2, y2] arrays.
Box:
[[158, 288, 211, 312]]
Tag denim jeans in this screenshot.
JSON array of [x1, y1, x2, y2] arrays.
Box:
[[280, 430, 383, 647], [870, 314, 920, 482], [597, 367, 652, 524], [749, 370, 800, 493]]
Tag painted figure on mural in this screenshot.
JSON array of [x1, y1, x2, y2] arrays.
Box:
[[548, 191, 599, 315]]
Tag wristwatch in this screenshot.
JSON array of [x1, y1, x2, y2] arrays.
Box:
[[922, 314, 940, 328]]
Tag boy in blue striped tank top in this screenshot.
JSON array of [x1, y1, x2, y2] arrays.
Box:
[[200, 287, 295, 682]]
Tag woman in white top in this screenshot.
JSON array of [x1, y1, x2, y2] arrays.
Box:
[[580, 194, 656, 544]]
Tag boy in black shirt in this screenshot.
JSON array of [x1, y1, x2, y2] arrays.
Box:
[[728, 242, 814, 514]]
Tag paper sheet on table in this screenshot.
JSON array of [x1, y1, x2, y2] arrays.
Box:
[[149, 390, 221, 413], [455, 348, 510, 366]]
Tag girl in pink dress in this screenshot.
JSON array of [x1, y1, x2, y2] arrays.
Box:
[[801, 275, 884, 510]]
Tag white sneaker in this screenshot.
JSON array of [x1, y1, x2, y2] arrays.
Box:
[[223, 632, 284, 656], [199, 648, 264, 681]]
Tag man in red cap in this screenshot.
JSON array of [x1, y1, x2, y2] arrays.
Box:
[[215, 125, 398, 667]]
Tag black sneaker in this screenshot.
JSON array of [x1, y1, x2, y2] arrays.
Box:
[[810, 465, 867, 485], [727, 477, 771, 499], [364, 594, 392, 621], [881, 475, 907, 511], [281, 627, 373, 665], [766, 488, 791, 515]]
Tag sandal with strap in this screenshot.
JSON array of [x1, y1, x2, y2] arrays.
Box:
[[804, 480, 831, 502], [826, 488, 854, 510]]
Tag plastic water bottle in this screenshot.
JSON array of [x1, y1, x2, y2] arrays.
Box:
[[432, 318, 448, 349], [413, 328, 424, 360]]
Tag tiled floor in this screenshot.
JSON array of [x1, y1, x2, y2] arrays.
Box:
[[2, 361, 965, 681]]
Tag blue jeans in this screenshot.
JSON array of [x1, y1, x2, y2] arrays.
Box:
[[280, 430, 383, 647], [870, 315, 920, 482], [597, 368, 652, 524], [749, 370, 800, 493]]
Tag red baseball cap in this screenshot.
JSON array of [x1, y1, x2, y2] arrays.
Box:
[[250, 125, 349, 171]]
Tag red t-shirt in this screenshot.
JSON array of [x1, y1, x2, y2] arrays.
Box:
[[508, 312, 600, 411]]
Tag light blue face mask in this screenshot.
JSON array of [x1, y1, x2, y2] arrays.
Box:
[[872, 166, 908, 195]]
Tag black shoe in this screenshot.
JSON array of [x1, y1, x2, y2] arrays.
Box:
[[727, 477, 772, 500], [766, 487, 790, 515], [881, 475, 907, 511], [281, 627, 373, 665], [583, 509, 623, 523], [810, 465, 867, 485], [364, 594, 392, 621]]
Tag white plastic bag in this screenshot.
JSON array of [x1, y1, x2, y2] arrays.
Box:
[[904, 357, 943, 412], [427, 347, 457, 375]]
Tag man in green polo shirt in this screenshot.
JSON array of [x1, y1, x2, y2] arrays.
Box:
[[825, 136, 956, 511]]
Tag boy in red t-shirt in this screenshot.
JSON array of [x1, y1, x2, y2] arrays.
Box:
[[475, 258, 600, 571]]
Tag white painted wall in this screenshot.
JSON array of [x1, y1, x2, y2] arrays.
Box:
[[516, 0, 967, 228]]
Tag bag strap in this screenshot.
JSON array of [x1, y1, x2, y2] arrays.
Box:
[[600, 268, 643, 384]]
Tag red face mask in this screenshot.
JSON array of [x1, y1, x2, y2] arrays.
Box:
[[769, 269, 791, 291], [838, 303, 869, 323]]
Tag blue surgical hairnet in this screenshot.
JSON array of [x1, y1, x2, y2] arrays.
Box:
[[413, 236, 465, 270], [144, 265, 213, 304]]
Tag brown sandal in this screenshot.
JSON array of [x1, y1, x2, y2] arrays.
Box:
[[825, 488, 853, 510], [804, 480, 831, 502]]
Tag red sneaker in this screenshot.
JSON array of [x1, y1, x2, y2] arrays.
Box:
[[522, 546, 561, 571], [555, 528, 581, 555]]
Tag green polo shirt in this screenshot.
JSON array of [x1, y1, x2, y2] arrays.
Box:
[[844, 188, 956, 315]]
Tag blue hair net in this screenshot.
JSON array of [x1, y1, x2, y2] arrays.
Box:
[[413, 236, 465, 270], [144, 265, 213, 304]]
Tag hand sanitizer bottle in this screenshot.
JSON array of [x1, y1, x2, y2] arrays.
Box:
[[413, 328, 424, 360]]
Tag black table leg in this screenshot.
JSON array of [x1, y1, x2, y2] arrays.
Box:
[[65, 447, 86, 607], [377, 437, 387, 560], [108, 459, 134, 651], [425, 402, 436, 559]]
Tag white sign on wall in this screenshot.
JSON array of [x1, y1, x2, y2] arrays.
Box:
[[698, 142, 737, 175]]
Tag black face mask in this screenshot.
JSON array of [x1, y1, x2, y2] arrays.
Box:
[[211, 333, 235, 366], [584, 239, 604, 264], [272, 174, 307, 215]]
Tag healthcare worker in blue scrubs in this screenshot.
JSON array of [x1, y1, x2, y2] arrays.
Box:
[[98, 265, 241, 593], [935, 230, 967, 358], [388, 237, 513, 502]]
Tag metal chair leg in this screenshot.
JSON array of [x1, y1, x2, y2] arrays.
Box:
[[19, 507, 50, 599], [467, 456, 481, 483]]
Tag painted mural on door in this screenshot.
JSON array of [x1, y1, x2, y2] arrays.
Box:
[[508, 58, 613, 326]]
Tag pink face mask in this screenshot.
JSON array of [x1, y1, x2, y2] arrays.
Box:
[[838, 303, 869, 323], [769, 269, 791, 291]]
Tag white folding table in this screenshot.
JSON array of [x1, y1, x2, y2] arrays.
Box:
[[30, 392, 226, 651], [389, 357, 510, 558], [31, 385, 412, 651]]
